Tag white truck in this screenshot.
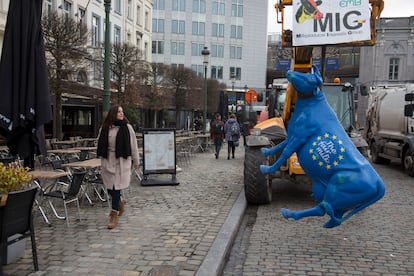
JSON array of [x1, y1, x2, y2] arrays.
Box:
[[364, 84, 414, 176]]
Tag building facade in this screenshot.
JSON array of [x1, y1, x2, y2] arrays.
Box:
[[0, 0, 153, 88], [358, 16, 414, 127], [151, 0, 268, 95]]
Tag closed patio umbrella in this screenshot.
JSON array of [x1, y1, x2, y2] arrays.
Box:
[[0, 0, 52, 168]]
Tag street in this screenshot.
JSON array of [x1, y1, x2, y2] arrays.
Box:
[[223, 161, 414, 275]]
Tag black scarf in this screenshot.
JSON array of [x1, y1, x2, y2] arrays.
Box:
[[97, 119, 132, 159]]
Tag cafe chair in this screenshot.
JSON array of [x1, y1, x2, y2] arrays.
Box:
[[43, 169, 86, 227], [0, 186, 39, 273]]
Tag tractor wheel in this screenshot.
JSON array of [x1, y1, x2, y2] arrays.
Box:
[[244, 146, 272, 204]]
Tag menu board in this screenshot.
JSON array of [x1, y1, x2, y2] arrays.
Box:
[[142, 129, 176, 175]]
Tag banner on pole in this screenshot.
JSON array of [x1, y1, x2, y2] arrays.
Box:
[[292, 0, 371, 46]]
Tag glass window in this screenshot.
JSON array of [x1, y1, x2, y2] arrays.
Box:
[[212, 23, 225, 37], [154, 0, 165, 10], [172, 20, 185, 34], [173, 0, 186, 11], [152, 19, 165, 33], [171, 42, 185, 55], [388, 58, 399, 80], [114, 26, 121, 44], [231, 25, 243, 39], [211, 44, 224, 58], [230, 66, 241, 80], [114, 0, 121, 14], [92, 15, 101, 47], [231, 0, 243, 17], [213, 1, 225, 15], [152, 41, 164, 54], [193, 0, 206, 13]]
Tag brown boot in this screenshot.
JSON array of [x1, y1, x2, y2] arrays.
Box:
[[107, 210, 118, 229], [118, 199, 127, 216]]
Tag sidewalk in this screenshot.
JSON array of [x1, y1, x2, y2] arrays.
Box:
[[3, 148, 246, 276]]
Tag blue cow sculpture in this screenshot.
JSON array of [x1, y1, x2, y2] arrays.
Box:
[[260, 65, 385, 228]]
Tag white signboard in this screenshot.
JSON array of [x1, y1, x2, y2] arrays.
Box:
[[292, 0, 371, 46], [142, 129, 176, 174]]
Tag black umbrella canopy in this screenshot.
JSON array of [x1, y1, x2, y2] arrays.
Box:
[[0, 0, 52, 168]]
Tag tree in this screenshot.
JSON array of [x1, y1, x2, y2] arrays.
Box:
[[42, 12, 88, 139], [167, 66, 203, 127], [110, 43, 142, 107]]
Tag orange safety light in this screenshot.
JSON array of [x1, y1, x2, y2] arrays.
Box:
[[245, 89, 258, 105], [334, 77, 341, 83]]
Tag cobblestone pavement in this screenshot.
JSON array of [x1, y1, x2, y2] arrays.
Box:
[[3, 148, 245, 276], [224, 162, 414, 275]]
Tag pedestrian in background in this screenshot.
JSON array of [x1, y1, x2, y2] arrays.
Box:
[[210, 113, 225, 159], [97, 105, 140, 229], [224, 113, 241, 159]]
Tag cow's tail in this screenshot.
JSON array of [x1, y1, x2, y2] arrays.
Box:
[[341, 180, 386, 223]]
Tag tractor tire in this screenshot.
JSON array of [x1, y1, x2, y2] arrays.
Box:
[[403, 148, 414, 177], [244, 146, 272, 204]]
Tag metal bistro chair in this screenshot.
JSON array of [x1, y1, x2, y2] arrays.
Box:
[[42, 169, 87, 227], [0, 186, 39, 273]]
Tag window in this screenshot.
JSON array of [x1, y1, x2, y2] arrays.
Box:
[[114, 0, 121, 14], [171, 42, 185, 55], [152, 19, 165, 33], [136, 5, 141, 25], [212, 23, 225, 37], [231, 0, 243, 17], [192, 21, 205, 36], [172, 20, 185, 34], [211, 44, 224, 58], [230, 67, 241, 80], [191, 43, 205, 56], [145, 11, 149, 30], [230, 46, 242, 59], [231, 25, 243, 39], [136, 34, 141, 50], [154, 0, 165, 10], [114, 26, 121, 44], [45, 0, 52, 14], [212, 1, 225, 15], [173, 0, 186, 11], [211, 66, 223, 79], [92, 15, 101, 47], [192, 64, 205, 77], [152, 41, 164, 54], [94, 61, 103, 80], [62, 0, 72, 20], [193, 0, 206, 13], [127, 0, 132, 19], [388, 58, 400, 80]]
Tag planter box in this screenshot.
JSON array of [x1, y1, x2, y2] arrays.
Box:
[[2, 234, 26, 265]]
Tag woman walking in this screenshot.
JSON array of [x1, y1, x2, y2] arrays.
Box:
[[224, 114, 241, 159], [97, 105, 140, 229]]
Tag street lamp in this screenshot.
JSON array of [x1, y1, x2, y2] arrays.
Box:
[[231, 72, 236, 113], [201, 46, 210, 134], [103, 0, 111, 114]]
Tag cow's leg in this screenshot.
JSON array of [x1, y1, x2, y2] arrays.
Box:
[[261, 137, 305, 174], [261, 140, 288, 157], [281, 204, 325, 220]]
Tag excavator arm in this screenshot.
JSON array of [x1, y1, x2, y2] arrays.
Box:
[[275, 0, 384, 127]]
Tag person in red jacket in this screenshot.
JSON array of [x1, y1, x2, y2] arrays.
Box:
[[210, 113, 224, 159]]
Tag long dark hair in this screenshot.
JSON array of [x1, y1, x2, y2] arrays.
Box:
[[102, 105, 129, 128]]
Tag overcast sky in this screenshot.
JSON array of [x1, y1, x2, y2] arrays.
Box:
[[267, 0, 414, 33]]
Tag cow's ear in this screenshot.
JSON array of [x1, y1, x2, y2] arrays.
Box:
[[312, 65, 323, 86]]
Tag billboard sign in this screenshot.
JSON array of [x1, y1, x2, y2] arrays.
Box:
[[292, 0, 371, 46]]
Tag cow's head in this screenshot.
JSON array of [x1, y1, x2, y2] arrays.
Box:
[[286, 65, 323, 96]]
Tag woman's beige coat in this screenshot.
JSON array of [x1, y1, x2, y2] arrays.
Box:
[[99, 124, 140, 190]]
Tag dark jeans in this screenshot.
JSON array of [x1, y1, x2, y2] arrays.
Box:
[[228, 141, 236, 157], [214, 137, 223, 154], [108, 188, 121, 211]]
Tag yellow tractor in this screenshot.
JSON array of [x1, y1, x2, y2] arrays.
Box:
[[244, 0, 384, 204]]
